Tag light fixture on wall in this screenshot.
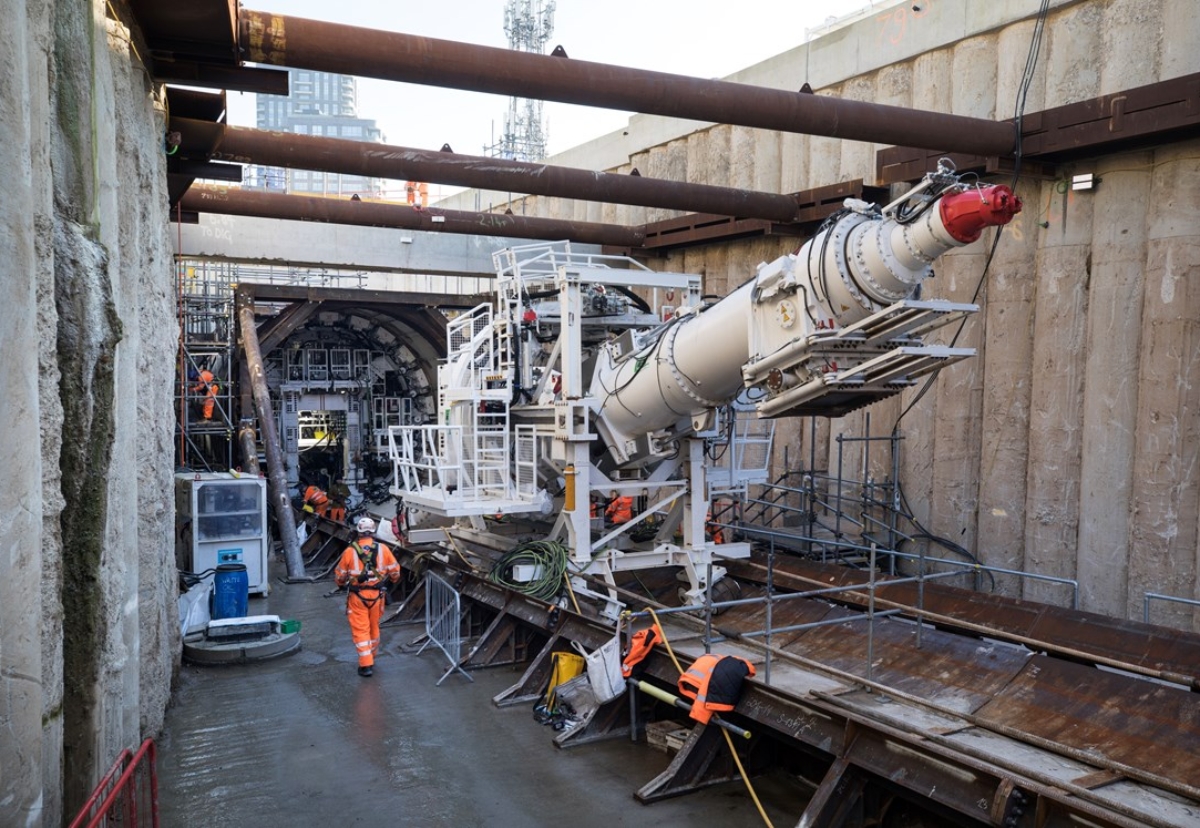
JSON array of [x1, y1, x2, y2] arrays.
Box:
[[1072, 173, 1098, 191]]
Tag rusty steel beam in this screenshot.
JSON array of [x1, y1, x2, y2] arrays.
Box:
[[180, 184, 646, 247], [181, 120, 810, 224], [236, 293, 305, 580], [877, 72, 1200, 184], [239, 9, 1016, 158]]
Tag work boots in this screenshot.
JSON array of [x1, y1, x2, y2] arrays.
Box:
[[358, 665, 373, 677]]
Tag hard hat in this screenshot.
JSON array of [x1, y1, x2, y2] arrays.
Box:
[[355, 516, 377, 534]]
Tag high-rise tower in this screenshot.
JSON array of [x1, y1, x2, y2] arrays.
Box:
[[251, 68, 387, 198]]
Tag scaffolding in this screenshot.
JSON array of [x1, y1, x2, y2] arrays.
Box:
[[174, 257, 492, 474], [177, 259, 237, 471]]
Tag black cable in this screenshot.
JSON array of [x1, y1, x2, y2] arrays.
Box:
[[894, 481, 996, 592], [608, 284, 652, 314], [890, 0, 1048, 436]]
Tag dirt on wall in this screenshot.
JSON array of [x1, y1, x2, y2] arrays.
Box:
[[0, 2, 180, 825]]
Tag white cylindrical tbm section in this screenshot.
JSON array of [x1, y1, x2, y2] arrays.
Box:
[[590, 184, 1022, 461], [590, 280, 755, 442]]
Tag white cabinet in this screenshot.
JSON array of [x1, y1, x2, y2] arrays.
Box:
[[175, 473, 270, 595]]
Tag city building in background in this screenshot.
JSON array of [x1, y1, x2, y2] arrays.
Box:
[[250, 67, 387, 198]]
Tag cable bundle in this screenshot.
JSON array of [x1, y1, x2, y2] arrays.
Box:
[[487, 539, 569, 602]]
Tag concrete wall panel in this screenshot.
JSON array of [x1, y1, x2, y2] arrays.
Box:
[[976, 182, 1040, 596], [1042, 2, 1103, 107], [1076, 152, 1153, 616], [1129, 142, 1200, 627], [1, 0, 51, 824], [1023, 242, 1090, 605]]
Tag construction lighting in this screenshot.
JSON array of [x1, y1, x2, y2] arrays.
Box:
[[1072, 173, 1097, 191]]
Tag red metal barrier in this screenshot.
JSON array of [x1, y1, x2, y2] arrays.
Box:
[[68, 738, 159, 828]]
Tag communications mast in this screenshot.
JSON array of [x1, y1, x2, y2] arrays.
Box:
[[485, 0, 555, 161]]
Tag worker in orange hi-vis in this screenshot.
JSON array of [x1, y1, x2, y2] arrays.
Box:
[[335, 516, 401, 677], [605, 492, 634, 525], [302, 485, 331, 518], [405, 180, 430, 208], [190, 368, 219, 420]]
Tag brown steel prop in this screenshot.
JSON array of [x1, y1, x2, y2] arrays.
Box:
[[239, 9, 1016, 158], [189, 120, 810, 224], [179, 184, 646, 247]]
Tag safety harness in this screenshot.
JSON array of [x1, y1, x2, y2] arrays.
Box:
[[348, 540, 387, 608]]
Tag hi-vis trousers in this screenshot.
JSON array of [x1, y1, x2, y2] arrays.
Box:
[[346, 586, 385, 667]]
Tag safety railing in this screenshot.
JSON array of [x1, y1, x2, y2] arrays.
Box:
[[68, 738, 158, 828], [417, 572, 473, 685], [1144, 591, 1200, 624], [389, 424, 520, 505]]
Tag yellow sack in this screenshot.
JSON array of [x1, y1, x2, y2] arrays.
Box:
[[543, 651, 585, 710]]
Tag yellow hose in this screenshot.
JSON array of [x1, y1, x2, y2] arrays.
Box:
[[644, 608, 775, 828]]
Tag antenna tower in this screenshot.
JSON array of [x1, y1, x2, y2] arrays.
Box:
[[486, 1, 555, 161]]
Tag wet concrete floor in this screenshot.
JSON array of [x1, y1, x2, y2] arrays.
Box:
[[156, 562, 806, 827]]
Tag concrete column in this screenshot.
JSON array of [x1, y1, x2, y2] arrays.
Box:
[[1100, 0, 1163, 93], [648, 140, 687, 224], [951, 34, 999, 119], [1129, 141, 1200, 629], [892, 47, 954, 566], [975, 180, 1040, 597], [704, 124, 733, 189], [730, 125, 756, 192], [1042, 1, 1103, 108], [805, 98, 841, 189], [1, 0, 50, 823], [837, 76, 877, 185], [1076, 152, 1152, 616], [1022, 203, 1093, 604], [929, 248, 988, 575], [779, 130, 809, 193], [1161, 0, 1200, 78], [751, 128, 780, 196]]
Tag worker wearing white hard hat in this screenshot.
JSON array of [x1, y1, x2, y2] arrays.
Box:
[[334, 516, 401, 677]]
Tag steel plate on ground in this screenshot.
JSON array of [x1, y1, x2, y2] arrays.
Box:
[[974, 654, 1200, 791]]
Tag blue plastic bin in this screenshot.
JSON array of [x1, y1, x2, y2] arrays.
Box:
[[212, 564, 249, 619]]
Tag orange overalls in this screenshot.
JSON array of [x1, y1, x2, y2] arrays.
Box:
[[606, 495, 634, 524], [706, 509, 725, 544], [190, 369, 218, 420], [335, 538, 401, 670], [303, 485, 331, 518]]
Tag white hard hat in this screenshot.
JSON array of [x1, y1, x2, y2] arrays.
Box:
[[355, 516, 377, 534]]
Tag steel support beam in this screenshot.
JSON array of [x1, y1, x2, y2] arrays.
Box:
[[257, 300, 321, 355], [877, 72, 1200, 183], [178, 120, 810, 224], [180, 183, 645, 247], [239, 10, 1016, 157], [236, 294, 305, 580], [636, 723, 739, 802]]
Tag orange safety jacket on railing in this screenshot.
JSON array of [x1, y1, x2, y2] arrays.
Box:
[[677, 654, 756, 724], [621, 624, 663, 678]]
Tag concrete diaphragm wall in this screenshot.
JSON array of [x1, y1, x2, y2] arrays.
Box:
[[1, 1, 179, 824]]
